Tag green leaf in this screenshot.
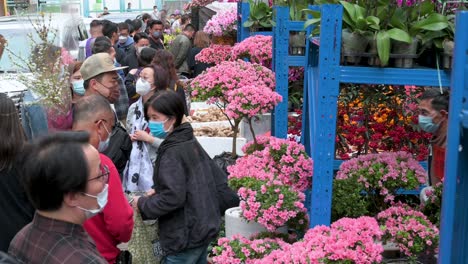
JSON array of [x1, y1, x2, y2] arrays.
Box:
[[412, 13, 448, 30], [420, 22, 449, 31], [387, 28, 412, 43], [259, 21, 272, 28], [243, 20, 254, 28], [355, 4, 366, 19], [376, 31, 390, 66], [390, 9, 406, 30], [340, 1, 356, 21], [304, 18, 321, 29], [356, 17, 368, 31], [418, 1, 435, 17]]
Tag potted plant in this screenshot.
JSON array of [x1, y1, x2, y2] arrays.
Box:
[[190, 60, 276, 159], [261, 216, 384, 263], [378, 204, 439, 263], [231, 35, 273, 68], [203, 6, 238, 45], [243, 0, 275, 31], [332, 151, 427, 220]]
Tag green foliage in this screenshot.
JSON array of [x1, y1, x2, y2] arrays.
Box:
[[243, 0, 275, 28]]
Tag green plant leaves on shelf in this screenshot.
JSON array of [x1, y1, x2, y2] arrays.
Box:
[[376, 31, 390, 66]]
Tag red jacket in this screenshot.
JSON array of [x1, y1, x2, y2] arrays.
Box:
[[84, 154, 134, 263]]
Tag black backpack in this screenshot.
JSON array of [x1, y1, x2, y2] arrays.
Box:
[[102, 122, 132, 179]]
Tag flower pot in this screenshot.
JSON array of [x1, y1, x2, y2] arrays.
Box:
[[289, 32, 306, 56], [341, 29, 369, 65], [442, 39, 454, 69], [212, 34, 237, 46], [225, 207, 287, 239], [367, 36, 383, 67], [392, 38, 419, 68]]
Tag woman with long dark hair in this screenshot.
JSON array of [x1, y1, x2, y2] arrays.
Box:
[[0, 93, 35, 251]]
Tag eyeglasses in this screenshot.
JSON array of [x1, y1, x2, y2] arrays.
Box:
[[95, 119, 116, 135], [88, 165, 109, 183]]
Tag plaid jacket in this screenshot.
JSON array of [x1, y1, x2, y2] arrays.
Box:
[[8, 213, 107, 264]]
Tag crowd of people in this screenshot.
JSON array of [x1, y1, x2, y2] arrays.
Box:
[[0, 10, 238, 264]]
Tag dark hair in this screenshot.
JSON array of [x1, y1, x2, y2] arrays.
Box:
[[22, 132, 91, 211], [148, 19, 163, 30], [118, 22, 130, 32], [152, 50, 177, 81], [0, 93, 25, 171], [134, 32, 149, 44], [145, 90, 185, 128], [181, 14, 190, 25], [73, 95, 113, 124], [92, 37, 112, 54], [420, 88, 450, 112], [131, 19, 142, 31], [151, 64, 171, 91], [90, 19, 102, 28], [83, 73, 104, 90], [101, 20, 118, 39], [142, 13, 152, 21], [184, 24, 195, 32], [138, 47, 157, 67]]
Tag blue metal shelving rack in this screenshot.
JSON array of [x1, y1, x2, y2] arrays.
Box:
[[438, 10, 468, 263], [305, 4, 452, 227]]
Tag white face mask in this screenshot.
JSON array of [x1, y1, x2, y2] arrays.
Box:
[[137, 46, 146, 54], [119, 35, 128, 44], [136, 78, 152, 96], [77, 184, 109, 219]]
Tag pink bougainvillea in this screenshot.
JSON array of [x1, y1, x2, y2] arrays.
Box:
[[231, 35, 273, 68], [203, 6, 238, 36], [195, 44, 233, 65]]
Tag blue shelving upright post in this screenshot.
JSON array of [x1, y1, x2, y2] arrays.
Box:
[[271, 6, 290, 138], [237, 2, 250, 42], [307, 4, 343, 227], [439, 10, 468, 263]]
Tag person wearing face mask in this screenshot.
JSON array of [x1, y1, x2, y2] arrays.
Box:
[[418, 88, 450, 186], [132, 90, 239, 263], [8, 132, 108, 264], [121, 32, 151, 76], [124, 46, 156, 105], [116, 22, 134, 57], [73, 96, 134, 264], [123, 65, 170, 193], [68, 61, 85, 103], [148, 20, 165, 50]]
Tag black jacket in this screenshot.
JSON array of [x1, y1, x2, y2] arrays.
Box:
[[122, 47, 139, 76], [149, 36, 164, 50], [187, 47, 211, 78], [138, 123, 221, 255], [0, 165, 34, 252]]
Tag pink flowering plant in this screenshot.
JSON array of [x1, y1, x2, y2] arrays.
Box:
[[377, 204, 439, 261], [231, 135, 313, 192], [194, 44, 233, 65], [260, 216, 384, 264], [332, 151, 427, 220], [190, 60, 276, 157], [421, 182, 443, 227], [231, 35, 273, 68], [212, 235, 288, 264], [203, 7, 238, 37]]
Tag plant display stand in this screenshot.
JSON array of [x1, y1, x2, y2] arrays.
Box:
[[304, 4, 452, 227]]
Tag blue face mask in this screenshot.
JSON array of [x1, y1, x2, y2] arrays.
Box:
[[148, 119, 168, 139], [153, 31, 162, 39], [418, 115, 439, 133], [72, 79, 85, 95]]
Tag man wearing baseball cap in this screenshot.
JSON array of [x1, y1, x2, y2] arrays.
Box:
[[80, 53, 132, 178], [81, 53, 127, 103]]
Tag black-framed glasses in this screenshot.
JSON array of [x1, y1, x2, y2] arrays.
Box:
[[88, 165, 109, 183]]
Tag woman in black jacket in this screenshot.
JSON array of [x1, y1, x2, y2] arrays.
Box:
[[132, 90, 222, 263], [0, 93, 35, 251]]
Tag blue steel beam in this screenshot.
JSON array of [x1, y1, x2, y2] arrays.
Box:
[[439, 10, 468, 263]]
